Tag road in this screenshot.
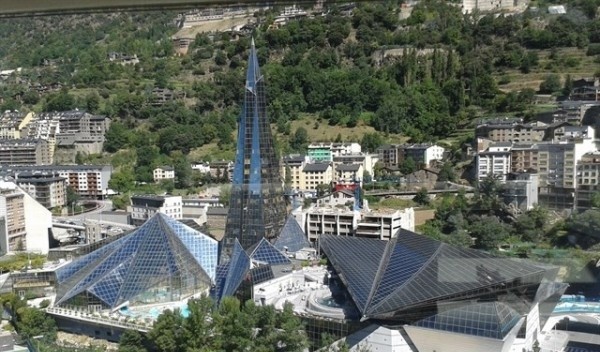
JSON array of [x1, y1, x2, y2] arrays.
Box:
[[0, 0, 240, 17], [56, 200, 113, 221]]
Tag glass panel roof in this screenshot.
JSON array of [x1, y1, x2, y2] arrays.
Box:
[[414, 302, 522, 339], [55, 213, 218, 309], [248, 238, 291, 265], [321, 229, 549, 320], [273, 215, 311, 253], [320, 235, 387, 313], [220, 239, 250, 300]]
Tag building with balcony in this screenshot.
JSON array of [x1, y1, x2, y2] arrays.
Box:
[[153, 166, 175, 182], [0, 180, 51, 254], [0, 111, 34, 139], [476, 142, 512, 182], [35, 110, 110, 154], [377, 144, 445, 168], [510, 143, 539, 173], [14, 172, 66, 209], [302, 163, 333, 192], [0, 138, 52, 165], [307, 142, 361, 162], [129, 195, 183, 226], [0, 165, 113, 198], [576, 152, 600, 209], [475, 118, 546, 143], [305, 206, 415, 242]]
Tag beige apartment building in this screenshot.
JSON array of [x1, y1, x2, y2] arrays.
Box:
[[475, 118, 546, 143], [0, 184, 26, 253], [0, 139, 52, 165], [302, 163, 333, 192], [575, 152, 600, 208], [0, 111, 34, 139], [15, 173, 66, 209], [510, 144, 539, 173]]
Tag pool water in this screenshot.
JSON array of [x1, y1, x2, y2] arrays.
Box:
[[317, 296, 343, 308]]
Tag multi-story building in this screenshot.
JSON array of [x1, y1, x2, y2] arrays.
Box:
[[0, 139, 52, 165], [332, 153, 377, 178], [0, 183, 26, 253], [307, 142, 361, 162], [0, 180, 50, 254], [282, 154, 307, 191], [476, 142, 512, 181], [305, 206, 415, 242], [208, 160, 233, 180], [34, 110, 110, 154], [475, 118, 546, 143], [552, 125, 595, 142], [404, 144, 446, 167], [0, 165, 112, 198], [334, 163, 363, 186], [153, 166, 175, 182], [377, 144, 445, 168], [462, 0, 529, 14], [575, 152, 600, 208], [129, 195, 183, 226], [0, 111, 34, 139], [502, 173, 539, 211], [14, 172, 66, 209], [510, 144, 539, 173], [537, 134, 597, 208], [302, 163, 333, 192]]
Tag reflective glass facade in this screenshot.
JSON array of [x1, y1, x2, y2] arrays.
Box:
[[273, 215, 311, 253], [55, 213, 218, 310], [247, 238, 292, 265], [414, 302, 522, 339], [320, 229, 551, 323], [222, 39, 287, 257]]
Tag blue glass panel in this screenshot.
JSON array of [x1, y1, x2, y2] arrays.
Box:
[[88, 259, 131, 307], [249, 238, 291, 265], [221, 240, 250, 300], [274, 215, 310, 253], [165, 217, 218, 280], [212, 263, 230, 300], [56, 235, 126, 283]]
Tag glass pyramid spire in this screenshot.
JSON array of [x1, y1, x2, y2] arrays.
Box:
[[222, 38, 287, 258], [55, 213, 218, 310]]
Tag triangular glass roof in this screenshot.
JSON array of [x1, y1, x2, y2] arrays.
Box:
[[248, 238, 292, 265], [321, 230, 549, 320], [413, 302, 523, 339], [273, 215, 311, 253], [220, 239, 250, 301], [55, 213, 218, 309]]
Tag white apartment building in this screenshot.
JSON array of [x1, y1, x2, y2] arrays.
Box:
[[305, 206, 415, 242], [307, 142, 362, 162], [0, 165, 113, 198], [405, 144, 446, 166], [476, 143, 512, 182], [537, 137, 597, 189], [129, 195, 183, 226], [153, 166, 175, 182]]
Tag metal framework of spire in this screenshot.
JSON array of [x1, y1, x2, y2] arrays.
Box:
[[221, 39, 287, 259]]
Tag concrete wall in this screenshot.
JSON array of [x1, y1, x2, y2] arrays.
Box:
[[23, 190, 50, 254]]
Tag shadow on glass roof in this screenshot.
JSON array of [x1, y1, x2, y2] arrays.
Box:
[[320, 229, 551, 321]]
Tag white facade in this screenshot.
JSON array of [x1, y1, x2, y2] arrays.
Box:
[[423, 145, 446, 166], [22, 190, 51, 254], [0, 180, 50, 254], [477, 144, 512, 182], [153, 167, 175, 182], [129, 195, 182, 226]]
